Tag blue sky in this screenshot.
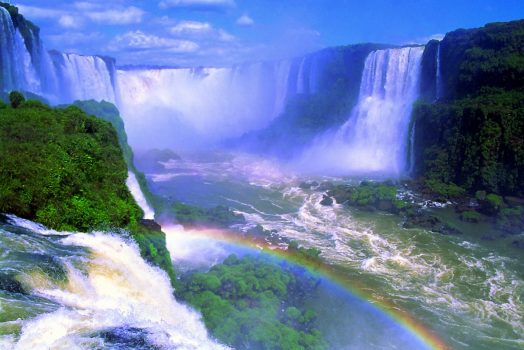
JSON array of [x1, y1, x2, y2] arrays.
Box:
[[13, 0, 524, 67]]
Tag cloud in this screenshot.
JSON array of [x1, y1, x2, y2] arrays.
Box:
[[159, 0, 236, 12], [111, 30, 199, 52], [58, 15, 82, 29], [170, 21, 213, 35], [404, 33, 445, 45], [217, 29, 235, 42], [86, 6, 145, 25], [169, 21, 235, 42], [236, 14, 254, 26], [18, 3, 144, 26]]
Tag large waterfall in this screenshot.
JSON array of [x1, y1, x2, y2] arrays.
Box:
[[0, 7, 39, 94], [48, 52, 117, 104], [115, 59, 317, 149], [1, 6, 424, 175], [0, 6, 116, 105], [298, 46, 424, 176]]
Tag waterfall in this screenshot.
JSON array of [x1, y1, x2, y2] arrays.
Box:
[[126, 171, 155, 220], [296, 57, 307, 94], [298, 46, 424, 176], [435, 42, 442, 100], [115, 63, 294, 150], [273, 60, 292, 117], [0, 218, 228, 349], [48, 52, 116, 104], [0, 7, 39, 93]]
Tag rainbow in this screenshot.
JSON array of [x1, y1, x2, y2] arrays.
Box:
[[164, 225, 450, 350]]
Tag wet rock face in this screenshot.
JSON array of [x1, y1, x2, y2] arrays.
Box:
[[139, 219, 162, 232]]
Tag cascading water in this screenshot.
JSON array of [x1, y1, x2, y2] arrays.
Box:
[[435, 42, 442, 100], [115, 61, 310, 149], [0, 216, 228, 350], [0, 7, 39, 93], [48, 52, 116, 104], [126, 171, 155, 220], [298, 46, 424, 176]]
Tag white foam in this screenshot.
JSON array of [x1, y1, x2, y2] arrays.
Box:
[[126, 171, 155, 220], [4, 232, 228, 350]]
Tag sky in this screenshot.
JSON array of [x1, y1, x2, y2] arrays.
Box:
[[12, 0, 524, 67]]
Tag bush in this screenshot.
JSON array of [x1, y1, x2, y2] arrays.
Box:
[[486, 193, 504, 213], [9, 91, 25, 108], [424, 179, 466, 200]]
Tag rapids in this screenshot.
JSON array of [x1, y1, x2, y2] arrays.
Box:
[[144, 152, 524, 350], [0, 216, 228, 350]]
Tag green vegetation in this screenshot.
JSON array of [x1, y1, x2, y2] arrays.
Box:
[[0, 97, 176, 284], [414, 20, 524, 199], [460, 211, 482, 223], [423, 179, 466, 201], [327, 181, 410, 214], [161, 202, 245, 229], [72, 100, 134, 165], [8, 91, 24, 108], [0, 98, 142, 231], [178, 254, 327, 350]]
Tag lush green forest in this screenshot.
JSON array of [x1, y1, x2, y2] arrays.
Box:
[[414, 20, 524, 198], [0, 95, 141, 231], [178, 254, 326, 350]]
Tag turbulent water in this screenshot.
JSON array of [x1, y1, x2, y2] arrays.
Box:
[[144, 152, 524, 350], [0, 216, 227, 350], [298, 46, 424, 176]]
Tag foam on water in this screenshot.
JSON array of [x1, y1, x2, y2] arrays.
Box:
[[0, 224, 228, 350]]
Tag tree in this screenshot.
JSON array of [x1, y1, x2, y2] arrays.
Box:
[[9, 91, 25, 108]]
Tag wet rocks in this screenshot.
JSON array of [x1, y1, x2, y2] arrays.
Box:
[[319, 195, 333, 206], [403, 211, 462, 235], [139, 219, 162, 232]]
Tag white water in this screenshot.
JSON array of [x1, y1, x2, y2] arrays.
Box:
[[115, 61, 306, 149], [0, 8, 39, 93], [298, 46, 424, 176], [126, 171, 155, 220], [0, 228, 228, 350], [435, 42, 442, 100], [49, 53, 116, 104]]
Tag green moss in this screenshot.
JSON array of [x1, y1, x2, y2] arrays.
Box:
[[460, 210, 482, 223], [424, 179, 466, 200], [486, 193, 504, 212]]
